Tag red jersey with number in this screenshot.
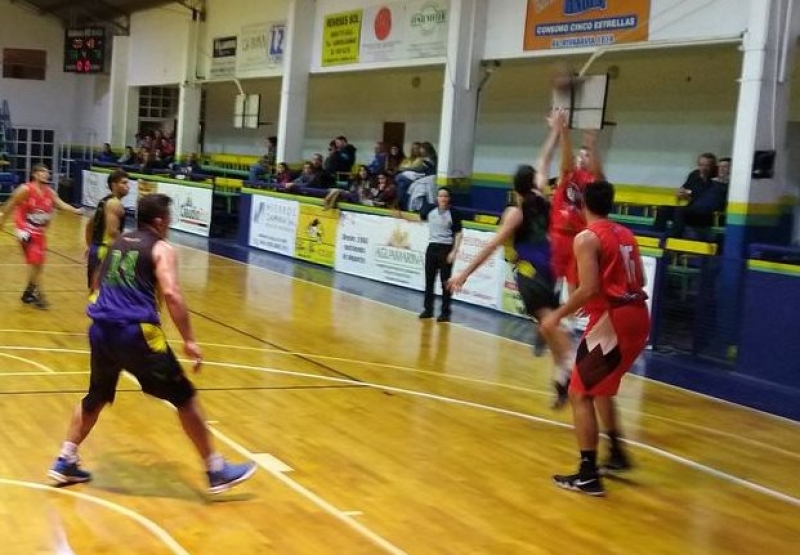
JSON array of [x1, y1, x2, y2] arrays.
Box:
[[14, 183, 56, 236], [582, 219, 648, 318], [549, 168, 594, 237]]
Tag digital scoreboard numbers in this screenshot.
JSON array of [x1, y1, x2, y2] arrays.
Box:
[[64, 27, 106, 74]]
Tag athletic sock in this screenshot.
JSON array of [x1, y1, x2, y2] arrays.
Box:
[[607, 431, 623, 454], [59, 441, 79, 463], [555, 359, 571, 386], [579, 450, 598, 477], [206, 452, 225, 473]]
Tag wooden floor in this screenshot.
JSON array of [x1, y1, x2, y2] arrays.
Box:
[[1, 212, 799, 554]]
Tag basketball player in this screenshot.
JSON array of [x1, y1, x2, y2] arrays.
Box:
[[85, 169, 129, 288], [540, 180, 650, 496], [0, 164, 83, 309], [448, 110, 573, 408], [48, 194, 257, 494]]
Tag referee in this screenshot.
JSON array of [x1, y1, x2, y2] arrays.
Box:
[[419, 187, 463, 322]]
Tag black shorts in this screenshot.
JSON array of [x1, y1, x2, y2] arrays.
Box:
[[85, 320, 195, 409], [515, 270, 559, 318]]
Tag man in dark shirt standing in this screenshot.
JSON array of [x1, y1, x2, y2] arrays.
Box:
[[48, 194, 257, 494], [655, 152, 720, 238]]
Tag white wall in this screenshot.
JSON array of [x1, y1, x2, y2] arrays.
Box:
[[128, 6, 194, 86], [0, 0, 109, 142], [475, 44, 741, 186], [484, 0, 750, 60]]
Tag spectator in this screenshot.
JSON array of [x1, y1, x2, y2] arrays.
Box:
[[654, 152, 719, 239], [274, 162, 293, 188], [117, 146, 136, 165], [366, 171, 397, 208], [96, 143, 117, 164], [386, 143, 405, 175], [367, 141, 388, 175], [248, 155, 273, 183], [325, 136, 357, 177], [396, 141, 437, 209], [323, 165, 373, 209]]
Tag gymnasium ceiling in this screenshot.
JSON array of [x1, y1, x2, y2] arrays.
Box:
[[14, 0, 199, 33]]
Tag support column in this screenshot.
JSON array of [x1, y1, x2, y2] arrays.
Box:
[[727, 0, 800, 255], [276, 0, 315, 166], [176, 84, 202, 157], [107, 36, 133, 148], [436, 0, 487, 189]]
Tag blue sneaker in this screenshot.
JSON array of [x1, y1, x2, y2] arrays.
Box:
[[48, 457, 92, 484], [207, 461, 257, 494]]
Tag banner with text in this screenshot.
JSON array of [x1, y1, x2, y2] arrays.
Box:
[[406, 0, 448, 58], [156, 181, 213, 237], [322, 10, 363, 66], [524, 0, 650, 51], [335, 211, 429, 290], [210, 36, 237, 79], [450, 228, 504, 310], [249, 195, 300, 256], [295, 204, 339, 267], [81, 170, 138, 211], [237, 22, 285, 77], [360, 2, 408, 63]]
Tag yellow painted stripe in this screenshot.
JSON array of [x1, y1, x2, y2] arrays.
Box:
[[748, 259, 800, 276], [636, 236, 660, 248], [664, 238, 718, 255]]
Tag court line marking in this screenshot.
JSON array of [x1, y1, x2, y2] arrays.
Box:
[[123, 374, 408, 555], [2, 344, 799, 463], [0, 478, 190, 555], [0, 352, 56, 373]]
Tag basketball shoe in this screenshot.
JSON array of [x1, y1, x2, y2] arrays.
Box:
[[48, 457, 92, 484], [207, 461, 257, 494]]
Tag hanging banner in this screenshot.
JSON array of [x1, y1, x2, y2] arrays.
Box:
[[294, 204, 339, 267], [523, 0, 650, 51], [322, 10, 363, 66], [249, 195, 299, 256], [406, 0, 448, 58], [360, 2, 408, 63], [237, 22, 284, 77], [210, 36, 237, 79]]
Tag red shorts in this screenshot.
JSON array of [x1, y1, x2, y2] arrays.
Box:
[[550, 232, 578, 285], [570, 303, 650, 396], [18, 230, 46, 265]]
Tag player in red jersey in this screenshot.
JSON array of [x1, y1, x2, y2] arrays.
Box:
[[549, 121, 603, 288], [541, 180, 650, 497], [0, 164, 83, 308]]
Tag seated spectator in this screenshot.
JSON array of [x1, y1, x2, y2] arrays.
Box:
[[323, 165, 373, 209], [367, 141, 388, 175], [274, 162, 293, 187], [654, 152, 720, 239], [386, 143, 405, 175], [248, 155, 273, 183], [117, 146, 136, 165], [97, 143, 117, 163], [365, 171, 397, 208], [395, 141, 438, 209], [172, 153, 202, 176], [310, 152, 334, 188], [285, 161, 328, 191], [325, 135, 358, 177]]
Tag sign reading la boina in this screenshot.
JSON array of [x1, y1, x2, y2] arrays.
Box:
[[524, 0, 650, 51]]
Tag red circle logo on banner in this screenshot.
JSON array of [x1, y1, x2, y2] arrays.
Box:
[[374, 7, 392, 41]]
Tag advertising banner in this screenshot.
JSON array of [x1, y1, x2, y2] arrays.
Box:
[[501, 261, 527, 317], [450, 228, 504, 310], [294, 204, 339, 267], [360, 2, 407, 63], [237, 22, 283, 77], [322, 10, 363, 66], [210, 36, 237, 79], [406, 0, 448, 58], [249, 195, 299, 256], [523, 0, 650, 51], [81, 169, 138, 211], [335, 212, 428, 290], [154, 181, 213, 237]]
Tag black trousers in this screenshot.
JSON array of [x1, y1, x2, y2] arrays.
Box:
[[424, 243, 454, 315]]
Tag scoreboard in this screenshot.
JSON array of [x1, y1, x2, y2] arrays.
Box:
[[64, 27, 106, 74]]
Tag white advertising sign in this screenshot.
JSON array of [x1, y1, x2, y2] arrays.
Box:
[[236, 22, 284, 77], [406, 0, 448, 59], [210, 36, 237, 79], [360, 2, 408, 63], [155, 181, 213, 237], [335, 211, 428, 290], [642, 254, 657, 315], [82, 169, 138, 211], [249, 195, 299, 256], [450, 228, 504, 309]]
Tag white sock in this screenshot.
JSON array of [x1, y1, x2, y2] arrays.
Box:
[[555, 360, 572, 386], [206, 452, 224, 472], [59, 441, 79, 463]]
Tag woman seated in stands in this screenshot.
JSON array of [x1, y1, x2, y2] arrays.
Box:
[[395, 141, 438, 209], [366, 171, 397, 208], [386, 144, 405, 175], [324, 165, 373, 209], [118, 146, 136, 165], [274, 162, 293, 188], [97, 143, 117, 164]]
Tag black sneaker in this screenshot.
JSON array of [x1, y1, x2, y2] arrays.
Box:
[[599, 450, 632, 476], [550, 380, 569, 410], [553, 472, 605, 496], [21, 290, 36, 304], [437, 314, 451, 323], [419, 310, 434, 319]]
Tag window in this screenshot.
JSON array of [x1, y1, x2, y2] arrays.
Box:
[[2, 49, 47, 80], [139, 86, 179, 120]]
